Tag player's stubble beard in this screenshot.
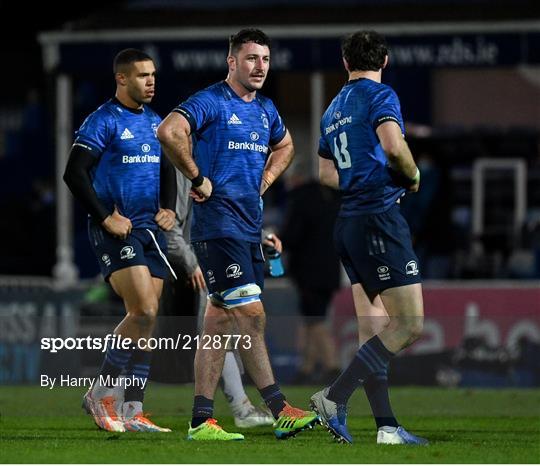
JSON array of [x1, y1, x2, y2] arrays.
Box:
[[238, 74, 266, 93], [129, 87, 153, 106], [227, 77, 258, 94]]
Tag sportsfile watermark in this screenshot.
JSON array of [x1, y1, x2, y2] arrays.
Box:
[[40, 333, 252, 353]]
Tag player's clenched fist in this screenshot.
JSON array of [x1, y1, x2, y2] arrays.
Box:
[[190, 176, 213, 202], [155, 208, 176, 231], [102, 206, 132, 239]]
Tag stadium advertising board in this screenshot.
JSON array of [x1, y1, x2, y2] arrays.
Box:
[[56, 32, 540, 74], [333, 285, 540, 355]]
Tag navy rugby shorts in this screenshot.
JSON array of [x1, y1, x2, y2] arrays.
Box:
[[192, 238, 265, 294], [88, 223, 172, 282], [334, 203, 422, 293]]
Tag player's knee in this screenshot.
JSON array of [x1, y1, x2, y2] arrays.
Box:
[[358, 314, 390, 339], [210, 283, 262, 310], [140, 310, 157, 330], [405, 316, 424, 344], [129, 298, 159, 329]]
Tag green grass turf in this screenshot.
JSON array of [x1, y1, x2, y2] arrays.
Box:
[[1, 385, 539, 463]]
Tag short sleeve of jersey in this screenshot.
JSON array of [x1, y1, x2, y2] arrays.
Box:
[[318, 119, 333, 159], [174, 90, 218, 134], [268, 105, 287, 146], [73, 111, 115, 157], [369, 86, 403, 131]]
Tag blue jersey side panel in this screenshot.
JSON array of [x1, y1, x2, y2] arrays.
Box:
[[319, 78, 406, 216], [74, 100, 162, 229], [176, 81, 286, 242]]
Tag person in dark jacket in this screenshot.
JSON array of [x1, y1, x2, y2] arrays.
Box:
[[281, 162, 341, 384]]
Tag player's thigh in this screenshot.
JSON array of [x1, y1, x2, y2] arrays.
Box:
[[201, 299, 234, 335], [352, 283, 390, 341], [151, 277, 164, 299], [378, 283, 424, 319], [230, 300, 266, 335], [109, 265, 159, 314]]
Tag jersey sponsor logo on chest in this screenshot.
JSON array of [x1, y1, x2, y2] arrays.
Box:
[[122, 154, 160, 164], [121, 143, 159, 163], [226, 127, 269, 153], [325, 115, 353, 135], [226, 113, 269, 152], [227, 140, 268, 153]]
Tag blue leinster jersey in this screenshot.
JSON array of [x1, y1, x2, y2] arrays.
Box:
[[319, 78, 406, 216], [74, 98, 162, 229], [175, 81, 286, 242]]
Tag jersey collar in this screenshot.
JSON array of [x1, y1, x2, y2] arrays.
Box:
[[222, 81, 258, 104], [111, 97, 144, 114], [345, 77, 367, 86]]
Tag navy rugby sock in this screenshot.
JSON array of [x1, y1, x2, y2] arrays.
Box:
[[98, 344, 133, 387], [124, 349, 152, 403], [363, 370, 399, 428], [191, 396, 214, 428], [259, 383, 286, 419], [327, 336, 394, 405]]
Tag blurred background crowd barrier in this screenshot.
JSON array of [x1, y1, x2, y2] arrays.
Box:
[[1, 278, 538, 388]]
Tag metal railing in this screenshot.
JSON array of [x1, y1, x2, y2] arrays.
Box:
[[472, 157, 527, 252]]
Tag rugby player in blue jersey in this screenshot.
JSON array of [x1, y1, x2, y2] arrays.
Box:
[[165, 165, 274, 429], [63, 49, 176, 433], [310, 31, 428, 445], [158, 28, 319, 441]]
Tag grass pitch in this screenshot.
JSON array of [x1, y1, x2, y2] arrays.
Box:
[[1, 385, 539, 463]]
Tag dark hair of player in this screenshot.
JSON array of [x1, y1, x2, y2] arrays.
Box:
[[341, 31, 388, 72], [113, 48, 154, 73], [229, 28, 271, 56]]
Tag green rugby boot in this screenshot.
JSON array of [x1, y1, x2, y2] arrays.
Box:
[[187, 418, 245, 441], [273, 402, 320, 439]]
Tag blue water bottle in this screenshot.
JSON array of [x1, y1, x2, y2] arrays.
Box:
[[264, 235, 284, 277]]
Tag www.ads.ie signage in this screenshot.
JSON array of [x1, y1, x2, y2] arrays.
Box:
[[56, 32, 540, 74]]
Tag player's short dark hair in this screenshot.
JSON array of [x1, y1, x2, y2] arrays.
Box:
[[229, 28, 271, 55], [113, 48, 153, 73], [341, 31, 388, 72]]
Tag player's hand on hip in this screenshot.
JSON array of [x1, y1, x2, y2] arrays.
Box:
[[387, 166, 420, 193], [190, 177, 213, 203], [260, 177, 271, 195], [407, 168, 421, 193], [102, 207, 132, 239], [263, 233, 282, 253], [408, 179, 420, 193], [155, 208, 176, 231], [189, 266, 207, 291]]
